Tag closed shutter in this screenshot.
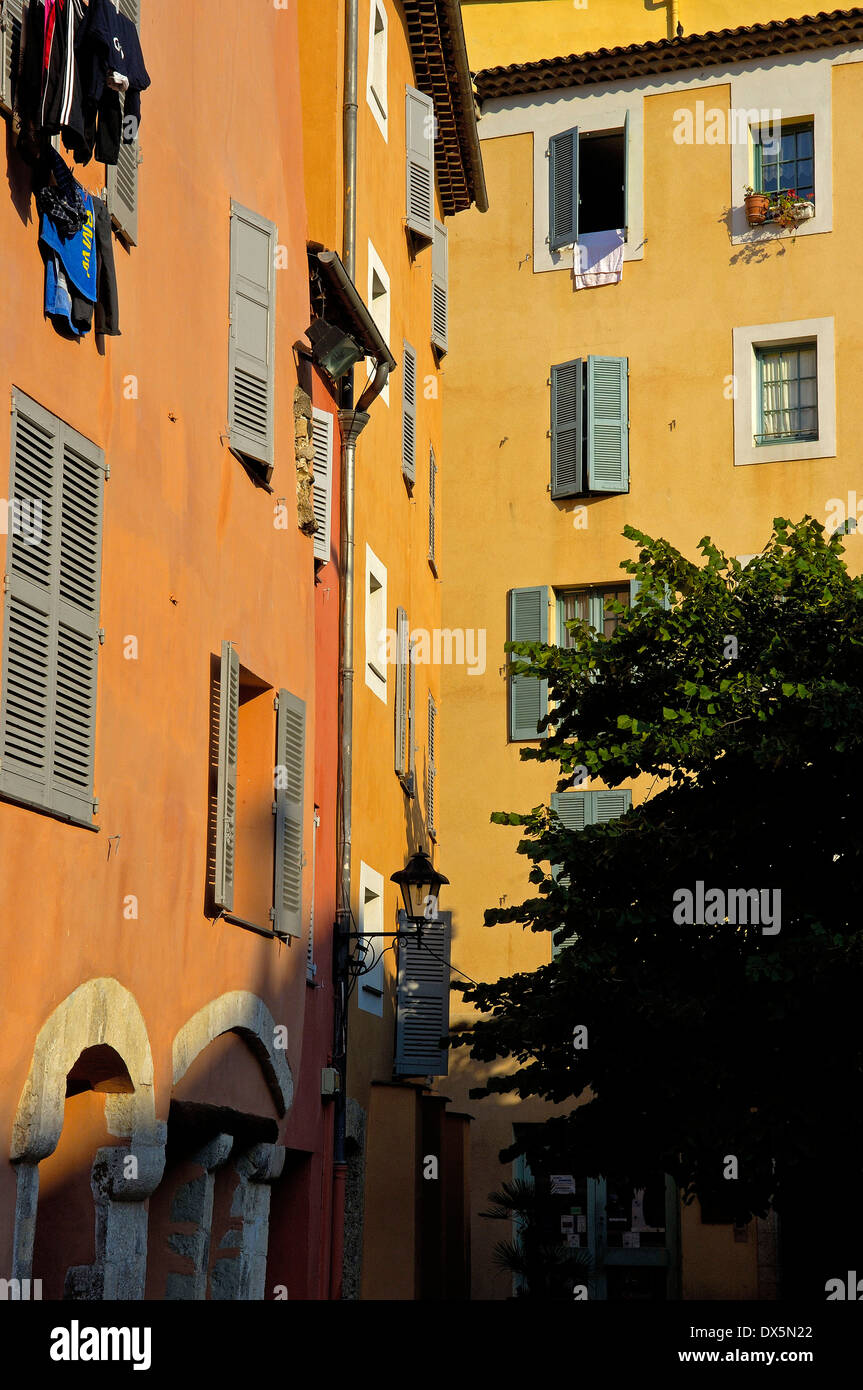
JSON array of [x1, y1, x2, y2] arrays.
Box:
[[395, 606, 408, 777], [106, 0, 141, 245], [427, 692, 437, 837], [587, 355, 629, 493], [408, 634, 416, 789], [428, 445, 437, 571], [394, 910, 451, 1076], [274, 688, 305, 938], [214, 640, 239, 912], [431, 220, 448, 354], [0, 392, 105, 823], [549, 126, 578, 250], [228, 201, 277, 479], [405, 85, 434, 242], [629, 578, 672, 610], [402, 340, 416, 485], [0, 0, 24, 114], [509, 586, 548, 740], [551, 358, 583, 498], [311, 408, 333, 563], [550, 790, 631, 955]]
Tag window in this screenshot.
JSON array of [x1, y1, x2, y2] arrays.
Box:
[[213, 644, 306, 939], [755, 120, 814, 202], [431, 221, 448, 355], [557, 586, 629, 646], [405, 85, 434, 243], [427, 693, 437, 839], [549, 116, 629, 249], [311, 408, 334, 563], [106, 0, 142, 245], [732, 318, 835, 467], [395, 607, 415, 793], [357, 863, 385, 1016], [394, 910, 451, 1076], [228, 201, 277, 481], [550, 790, 632, 956], [428, 446, 438, 575], [367, 242, 390, 406], [366, 0, 388, 139], [402, 340, 417, 486], [508, 586, 549, 741], [755, 344, 818, 445], [551, 355, 629, 497], [0, 392, 106, 825], [0, 0, 24, 115], [365, 545, 387, 702]]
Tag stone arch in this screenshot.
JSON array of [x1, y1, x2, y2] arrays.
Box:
[[9, 978, 165, 1295], [172, 991, 293, 1117]]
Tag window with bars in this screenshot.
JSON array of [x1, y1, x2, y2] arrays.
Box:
[[755, 121, 814, 202], [755, 343, 818, 445]]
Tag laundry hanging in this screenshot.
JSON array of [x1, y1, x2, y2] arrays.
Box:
[[37, 148, 120, 337]]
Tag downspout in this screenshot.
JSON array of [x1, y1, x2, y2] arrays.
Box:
[[670, 0, 680, 39]]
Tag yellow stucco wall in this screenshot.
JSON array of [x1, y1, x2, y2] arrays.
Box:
[[461, 0, 823, 72], [439, 39, 863, 1298]]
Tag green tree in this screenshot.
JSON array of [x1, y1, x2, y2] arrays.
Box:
[[451, 519, 863, 1241]]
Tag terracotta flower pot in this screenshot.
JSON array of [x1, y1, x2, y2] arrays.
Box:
[[744, 193, 771, 225]]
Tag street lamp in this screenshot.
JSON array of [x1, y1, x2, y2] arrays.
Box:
[[390, 845, 449, 929]]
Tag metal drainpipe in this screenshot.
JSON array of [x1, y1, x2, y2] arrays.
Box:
[[330, 0, 360, 1302], [670, 0, 680, 38]]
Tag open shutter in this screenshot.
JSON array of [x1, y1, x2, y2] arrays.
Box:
[[587, 355, 629, 493], [228, 202, 277, 479], [215, 640, 239, 912], [394, 910, 451, 1076], [594, 788, 632, 823], [622, 108, 630, 242], [428, 445, 437, 571], [0, 393, 104, 823], [551, 358, 583, 498], [431, 220, 448, 354], [0, 0, 24, 113], [106, 0, 141, 245], [427, 692, 437, 837], [408, 634, 416, 790], [509, 586, 548, 740], [402, 340, 417, 485], [274, 688, 305, 938], [395, 607, 408, 777], [405, 85, 434, 242], [311, 408, 333, 563], [549, 126, 578, 250]]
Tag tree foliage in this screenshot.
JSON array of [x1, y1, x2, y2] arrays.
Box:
[[450, 519, 863, 1220]]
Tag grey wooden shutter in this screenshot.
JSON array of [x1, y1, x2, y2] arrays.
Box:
[[402, 340, 416, 485], [431, 220, 448, 354], [587, 355, 629, 493], [622, 109, 630, 241], [594, 788, 632, 823], [395, 606, 408, 777], [274, 688, 306, 938], [0, 393, 105, 823], [228, 202, 277, 479], [394, 910, 451, 1076], [0, 0, 24, 114], [509, 586, 548, 740], [311, 408, 333, 563], [549, 127, 578, 250], [551, 358, 583, 498], [215, 640, 239, 912], [408, 635, 415, 790], [427, 692, 437, 837], [629, 577, 671, 610], [405, 85, 434, 242], [428, 445, 437, 571], [550, 790, 630, 954], [106, 0, 141, 245]]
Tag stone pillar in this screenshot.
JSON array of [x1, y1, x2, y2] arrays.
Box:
[[10, 1161, 40, 1282], [210, 1143, 285, 1300], [165, 1133, 234, 1301], [64, 1136, 166, 1301]]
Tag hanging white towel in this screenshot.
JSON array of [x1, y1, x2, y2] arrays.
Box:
[[573, 228, 624, 289]]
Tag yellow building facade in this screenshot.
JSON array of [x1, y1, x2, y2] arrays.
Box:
[[440, 1, 862, 1299]]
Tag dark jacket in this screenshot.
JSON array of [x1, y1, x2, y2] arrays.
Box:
[[16, 0, 91, 163]]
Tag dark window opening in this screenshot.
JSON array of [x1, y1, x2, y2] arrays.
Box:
[[578, 131, 625, 235]]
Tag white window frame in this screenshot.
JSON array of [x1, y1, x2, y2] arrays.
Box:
[[365, 543, 388, 703], [732, 317, 835, 467], [366, 0, 388, 142], [357, 862, 386, 1016], [367, 240, 391, 407]]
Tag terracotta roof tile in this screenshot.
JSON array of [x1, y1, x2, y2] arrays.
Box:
[[476, 8, 863, 101]]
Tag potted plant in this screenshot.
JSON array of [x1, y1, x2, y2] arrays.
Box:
[[481, 1178, 595, 1298], [771, 187, 815, 228], [744, 185, 771, 224]]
